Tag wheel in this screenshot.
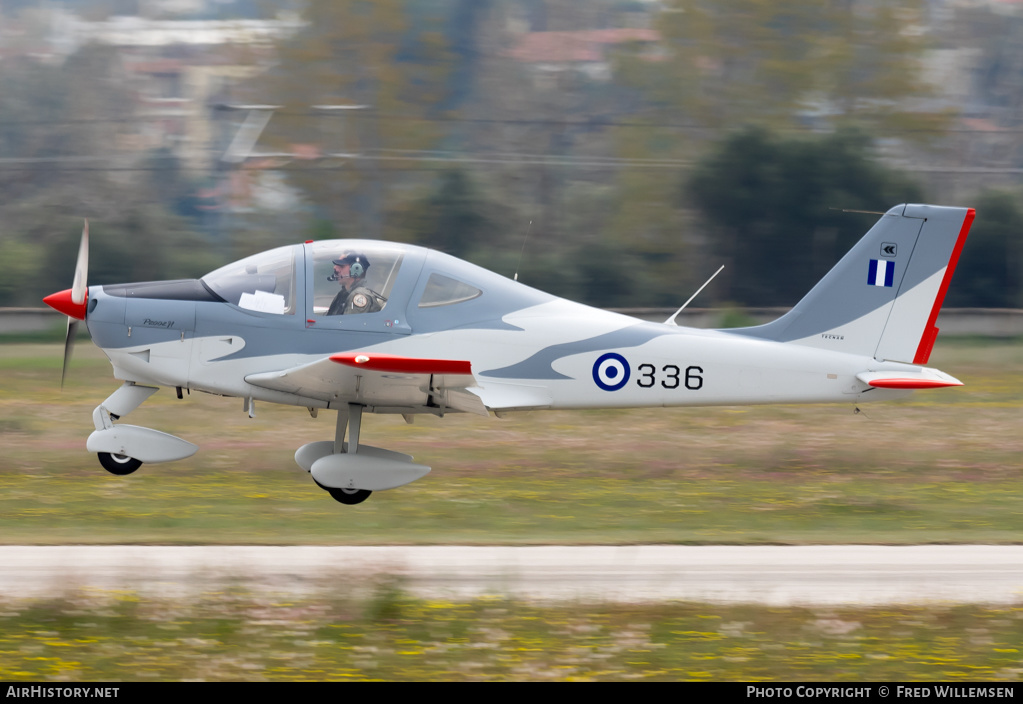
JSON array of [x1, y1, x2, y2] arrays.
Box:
[[327, 487, 372, 505], [98, 452, 142, 476]]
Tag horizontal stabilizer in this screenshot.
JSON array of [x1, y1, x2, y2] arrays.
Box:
[[856, 370, 962, 390]]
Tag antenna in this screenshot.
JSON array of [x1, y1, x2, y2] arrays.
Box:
[[829, 207, 885, 215], [513, 220, 533, 282], [664, 265, 724, 326]]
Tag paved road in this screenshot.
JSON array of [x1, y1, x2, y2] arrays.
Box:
[[2, 545, 1022, 605]]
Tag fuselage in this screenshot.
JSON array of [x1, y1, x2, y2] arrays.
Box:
[[82, 239, 921, 415]]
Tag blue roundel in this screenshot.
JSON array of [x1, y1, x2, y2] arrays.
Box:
[[593, 353, 630, 391]]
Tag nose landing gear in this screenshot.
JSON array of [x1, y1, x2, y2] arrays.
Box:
[[88, 383, 198, 475]]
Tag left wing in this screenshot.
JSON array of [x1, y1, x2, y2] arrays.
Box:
[[245, 352, 488, 416]]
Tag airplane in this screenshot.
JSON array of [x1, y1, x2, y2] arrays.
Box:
[[43, 203, 974, 505]]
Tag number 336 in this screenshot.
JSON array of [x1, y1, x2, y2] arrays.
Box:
[[636, 364, 703, 390]]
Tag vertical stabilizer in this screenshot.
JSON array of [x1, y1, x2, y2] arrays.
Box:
[[728, 204, 974, 363]]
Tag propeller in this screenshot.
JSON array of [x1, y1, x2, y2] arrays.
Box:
[[42, 220, 89, 388]]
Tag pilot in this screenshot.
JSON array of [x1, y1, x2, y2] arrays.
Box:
[[326, 252, 385, 316]]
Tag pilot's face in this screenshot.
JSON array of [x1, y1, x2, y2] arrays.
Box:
[[333, 263, 353, 287]]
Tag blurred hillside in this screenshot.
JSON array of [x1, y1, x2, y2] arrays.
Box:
[[0, 0, 1020, 309]]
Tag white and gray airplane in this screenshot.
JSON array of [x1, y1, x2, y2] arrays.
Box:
[[44, 204, 974, 505]]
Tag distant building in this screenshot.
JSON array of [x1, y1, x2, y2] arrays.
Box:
[[41, 13, 303, 174], [504, 28, 661, 85]]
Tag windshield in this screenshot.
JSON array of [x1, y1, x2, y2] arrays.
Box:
[[202, 244, 298, 314]]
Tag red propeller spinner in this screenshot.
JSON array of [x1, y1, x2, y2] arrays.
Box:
[[43, 287, 88, 320]]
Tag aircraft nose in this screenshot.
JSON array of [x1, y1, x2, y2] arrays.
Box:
[[43, 288, 88, 320]]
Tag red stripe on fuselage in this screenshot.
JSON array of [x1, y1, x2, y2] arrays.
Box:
[[913, 208, 975, 365]]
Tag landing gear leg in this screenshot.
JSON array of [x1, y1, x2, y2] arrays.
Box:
[[334, 403, 349, 453], [318, 404, 373, 505], [347, 402, 362, 454], [93, 383, 159, 431]]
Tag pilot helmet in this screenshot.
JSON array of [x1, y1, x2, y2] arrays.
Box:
[[331, 253, 370, 279]]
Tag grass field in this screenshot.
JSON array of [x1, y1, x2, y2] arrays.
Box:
[[1, 338, 1022, 681], [1, 588, 1022, 681], [0, 338, 1020, 545]]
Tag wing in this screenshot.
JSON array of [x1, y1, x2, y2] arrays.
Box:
[[245, 352, 488, 416]]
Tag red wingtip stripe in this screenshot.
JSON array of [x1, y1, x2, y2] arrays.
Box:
[[913, 208, 975, 365], [330, 353, 472, 375], [868, 378, 963, 389]]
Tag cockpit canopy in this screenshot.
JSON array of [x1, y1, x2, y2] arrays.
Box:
[[201, 241, 408, 317], [200, 239, 553, 329]]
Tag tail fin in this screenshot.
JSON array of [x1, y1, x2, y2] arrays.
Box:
[[729, 204, 974, 364]]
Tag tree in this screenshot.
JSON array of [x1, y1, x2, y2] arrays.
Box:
[[255, 0, 456, 237], [946, 190, 1022, 309], [687, 127, 923, 307], [588, 1, 946, 308], [395, 168, 498, 257], [627, 0, 944, 135], [0, 46, 129, 203], [0, 46, 212, 306], [962, 8, 1023, 127]]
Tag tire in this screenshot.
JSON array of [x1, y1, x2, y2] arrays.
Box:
[[98, 452, 142, 476], [327, 487, 372, 505]]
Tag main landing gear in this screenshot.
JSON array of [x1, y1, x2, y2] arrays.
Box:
[[294, 403, 431, 506]]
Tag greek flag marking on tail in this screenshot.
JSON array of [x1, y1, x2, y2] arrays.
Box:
[[867, 259, 894, 288]]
